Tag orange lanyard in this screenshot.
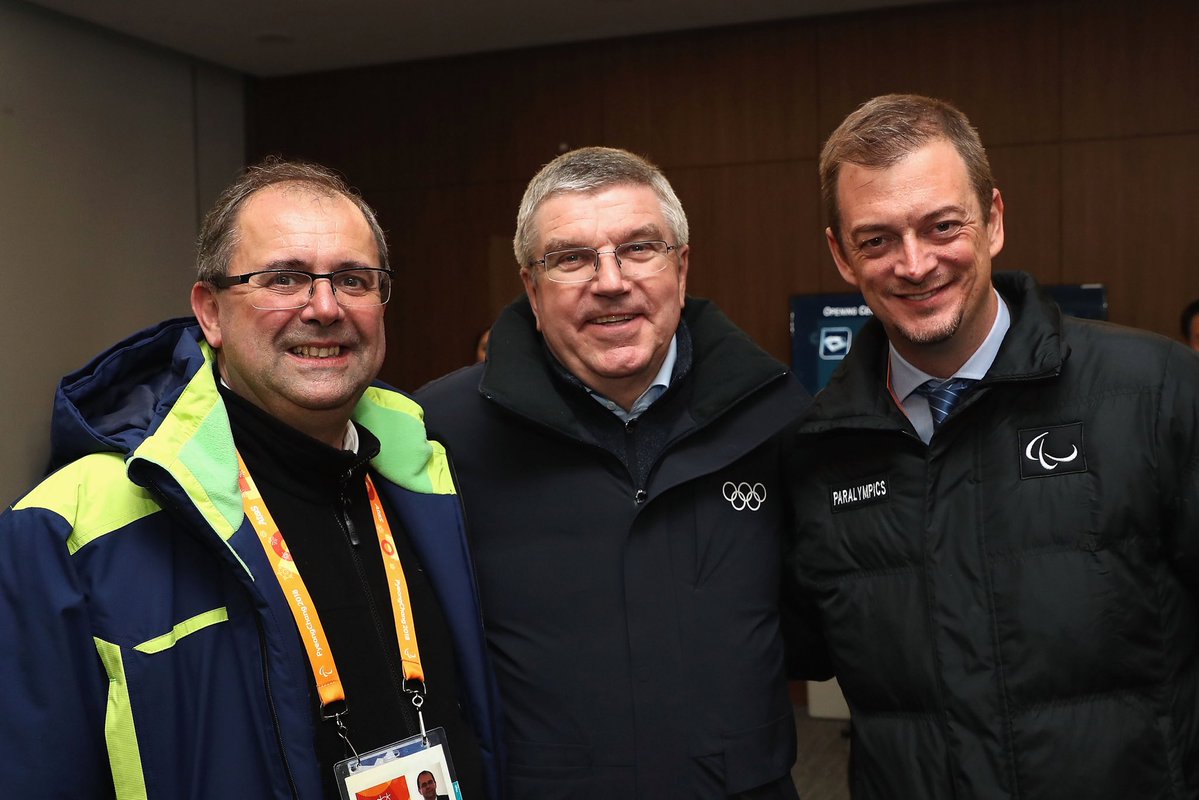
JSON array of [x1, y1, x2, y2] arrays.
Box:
[[885, 358, 907, 414], [236, 452, 426, 713]]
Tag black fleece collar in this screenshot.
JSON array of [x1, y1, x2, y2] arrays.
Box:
[[218, 379, 380, 501]]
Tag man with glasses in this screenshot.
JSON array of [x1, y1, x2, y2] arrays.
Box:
[[0, 159, 502, 799], [418, 146, 826, 798]]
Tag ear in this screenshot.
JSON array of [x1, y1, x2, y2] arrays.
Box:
[[190, 281, 224, 348], [987, 188, 1005, 259], [519, 267, 543, 332], [674, 244, 689, 306], [826, 228, 860, 288]]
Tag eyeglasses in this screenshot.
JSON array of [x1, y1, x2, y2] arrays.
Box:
[[211, 268, 393, 310], [529, 240, 679, 284]]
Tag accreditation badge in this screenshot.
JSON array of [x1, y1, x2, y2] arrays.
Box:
[[335, 727, 462, 800]]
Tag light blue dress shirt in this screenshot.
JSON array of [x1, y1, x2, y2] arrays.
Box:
[[589, 335, 678, 423], [890, 289, 1010, 444]]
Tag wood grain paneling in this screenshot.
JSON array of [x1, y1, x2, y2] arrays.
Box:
[[248, 66, 411, 192], [247, 0, 1199, 382], [816, 1, 1061, 147], [1062, 134, 1199, 338], [599, 22, 819, 168], [986, 143, 1062, 282], [670, 160, 823, 363], [443, 47, 608, 186], [371, 178, 525, 390], [1061, 0, 1199, 140]]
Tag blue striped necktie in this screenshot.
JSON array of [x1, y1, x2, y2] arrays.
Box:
[[914, 378, 977, 428]]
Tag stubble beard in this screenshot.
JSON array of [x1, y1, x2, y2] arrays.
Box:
[[894, 304, 964, 348]]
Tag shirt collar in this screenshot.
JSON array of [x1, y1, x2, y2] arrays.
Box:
[[890, 288, 1011, 401], [589, 334, 678, 422]]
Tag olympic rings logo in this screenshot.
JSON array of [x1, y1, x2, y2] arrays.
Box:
[[722, 481, 766, 512]]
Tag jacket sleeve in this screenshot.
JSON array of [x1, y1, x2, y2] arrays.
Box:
[[778, 427, 834, 681], [779, 563, 834, 681], [0, 503, 114, 797], [1161, 345, 1199, 595]]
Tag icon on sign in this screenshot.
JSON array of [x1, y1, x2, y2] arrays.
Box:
[[819, 327, 852, 360]]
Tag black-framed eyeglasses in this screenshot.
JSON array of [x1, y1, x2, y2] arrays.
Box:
[[211, 268, 393, 310], [529, 240, 679, 284]]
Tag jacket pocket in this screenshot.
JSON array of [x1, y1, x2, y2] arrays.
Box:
[[721, 712, 797, 794], [506, 739, 596, 799]]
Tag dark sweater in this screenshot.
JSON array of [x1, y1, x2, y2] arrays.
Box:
[[221, 384, 482, 798]]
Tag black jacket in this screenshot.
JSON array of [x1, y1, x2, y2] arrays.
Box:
[[787, 272, 1199, 798], [418, 297, 814, 798]]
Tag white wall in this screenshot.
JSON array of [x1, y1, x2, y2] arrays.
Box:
[[0, 1, 245, 503]]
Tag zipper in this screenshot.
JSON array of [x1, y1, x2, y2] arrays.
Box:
[[338, 469, 418, 735], [257, 616, 301, 799]]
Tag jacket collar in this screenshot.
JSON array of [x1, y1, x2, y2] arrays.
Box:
[[49, 318, 455, 545], [479, 296, 790, 440], [803, 271, 1067, 430], [220, 379, 380, 502]]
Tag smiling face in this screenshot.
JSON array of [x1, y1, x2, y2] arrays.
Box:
[[191, 183, 386, 447], [520, 184, 688, 409], [827, 139, 1004, 377]]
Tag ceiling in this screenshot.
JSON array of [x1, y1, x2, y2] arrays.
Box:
[[24, 0, 956, 77]]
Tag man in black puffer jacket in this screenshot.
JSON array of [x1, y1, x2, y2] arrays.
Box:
[[787, 94, 1199, 798]]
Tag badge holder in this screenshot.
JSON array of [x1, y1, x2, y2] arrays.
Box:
[[335, 726, 461, 800]]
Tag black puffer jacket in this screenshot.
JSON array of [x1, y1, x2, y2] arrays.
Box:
[[788, 271, 1199, 799], [419, 297, 821, 798]]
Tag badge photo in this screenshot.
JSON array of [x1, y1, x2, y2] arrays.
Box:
[[336, 727, 461, 800]]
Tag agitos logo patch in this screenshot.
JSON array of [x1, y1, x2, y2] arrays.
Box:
[[1018, 422, 1087, 479], [829, 475, 889, 513]]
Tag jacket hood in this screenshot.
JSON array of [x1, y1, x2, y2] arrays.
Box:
[[49, 317, 207, 473]]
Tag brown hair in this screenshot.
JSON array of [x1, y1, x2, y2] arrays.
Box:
[[820, 94, 993, 243], [195, 157, 388, 283]]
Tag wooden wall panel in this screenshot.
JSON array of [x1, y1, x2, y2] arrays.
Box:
[[1061, 133, 1199, 338], [986, 143, 1063, 282], [439, 48, 608, 186], [247, 0, 1199, 383], [251, 50, 606, 193], [1061, 0, 1199, 139], [248, 66, 411, 192], [599, 22, 820, 167], [670, 160, 823, 362], [371, 178, 525, 390], [816, 1, 1061, 147]]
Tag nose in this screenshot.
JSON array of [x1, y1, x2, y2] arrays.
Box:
[[300, 277, 345, 324], [591, 250, 629, 295], [896, 233, 936, 282]]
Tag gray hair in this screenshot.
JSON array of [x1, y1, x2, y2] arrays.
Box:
[[820, 94, 994, 244], [196, 157, 388, 283], [513, 146, 689, 268]]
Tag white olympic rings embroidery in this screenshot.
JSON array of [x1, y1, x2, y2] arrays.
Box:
[[722, 481, 766, 511]]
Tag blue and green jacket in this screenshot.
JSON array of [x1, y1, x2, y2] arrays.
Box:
[[0, 318, 504, 799]]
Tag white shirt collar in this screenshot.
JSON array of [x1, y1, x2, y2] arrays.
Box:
[[889, 289, 1010, 444], [890, 288, 1010, 401]]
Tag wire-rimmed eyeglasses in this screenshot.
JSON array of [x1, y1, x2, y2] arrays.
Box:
[[529, 240, 679, 284], [211, 267, 393, 310]]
